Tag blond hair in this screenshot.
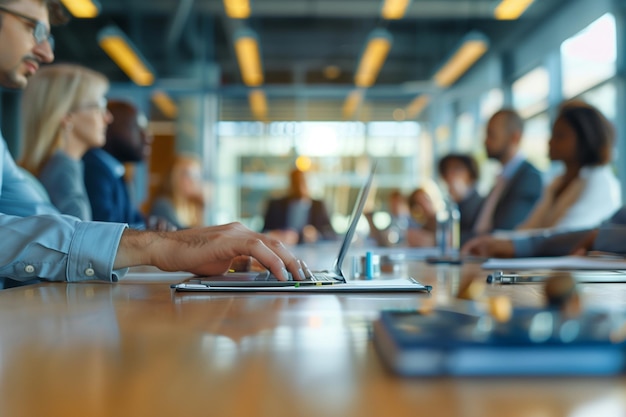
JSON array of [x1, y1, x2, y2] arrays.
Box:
[[19, 64, 109, 175]]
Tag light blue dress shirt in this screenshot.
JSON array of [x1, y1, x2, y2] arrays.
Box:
[[0, 133, 128, 284], [500, 153, 526, 181], [0, 137, 59, 217]]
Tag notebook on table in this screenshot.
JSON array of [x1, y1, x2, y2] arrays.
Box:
[[173, 163, 430, 293], [374, 308, 626, 376]]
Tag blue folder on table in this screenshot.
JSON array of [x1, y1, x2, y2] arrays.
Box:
[[374, 309, 626, 376]]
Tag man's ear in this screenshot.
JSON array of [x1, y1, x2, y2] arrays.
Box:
[[510, 129, 522, 147]]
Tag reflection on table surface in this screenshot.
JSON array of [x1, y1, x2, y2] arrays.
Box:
[[0, 259, 625, 417]]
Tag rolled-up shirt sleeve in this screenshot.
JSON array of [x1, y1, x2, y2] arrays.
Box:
[[512, 228, 596, 258], [0, 213, 127, 282]]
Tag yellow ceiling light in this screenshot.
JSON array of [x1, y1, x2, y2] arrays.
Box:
[[235, 30, 264, 87], [405, 94, 430, 119], [354, 29, 393, 88], [152, 91, 178, 119], [494, 0, 535, 20], [249, 90, 268, 120], [381, 0, 411, 20], [60, 0, 100, 18], [433, 32, 488, 88], [342, 89, 364, 119], [224, 0, 250, 19], [98, 26, 155, 86]]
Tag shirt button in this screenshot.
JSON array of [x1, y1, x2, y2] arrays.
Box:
[[24, 265, 35, 274], [85, 268, 95, 277]]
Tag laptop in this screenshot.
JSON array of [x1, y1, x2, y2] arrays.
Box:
[[172, 162, 430, 291], [186, 163, 377, 287]]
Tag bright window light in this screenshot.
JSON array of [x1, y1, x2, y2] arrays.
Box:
[[561, 13, 617, 98]]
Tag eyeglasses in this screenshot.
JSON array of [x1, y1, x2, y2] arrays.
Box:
[[0, 6, 54, 51]]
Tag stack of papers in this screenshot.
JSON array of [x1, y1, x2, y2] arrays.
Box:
[[482, 255, 626, 271]]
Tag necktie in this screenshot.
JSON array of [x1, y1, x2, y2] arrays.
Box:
[[473, 175, 507, 234]]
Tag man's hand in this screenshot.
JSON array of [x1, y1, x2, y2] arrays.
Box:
[[114, 222, 306, 281], [461, 235, 515, 258]]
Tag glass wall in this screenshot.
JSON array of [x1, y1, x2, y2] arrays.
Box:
[[512, 67, 550, 119], [480, 88, 504, 121], [522, 113, 551, 174], [455, 112, 475, 152], [214, 121, 425, 232], [561, 13, 617, 99], [580, 81, 617, 121]]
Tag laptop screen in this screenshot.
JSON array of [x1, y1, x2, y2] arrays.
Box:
[[332, 162, 377, 276]]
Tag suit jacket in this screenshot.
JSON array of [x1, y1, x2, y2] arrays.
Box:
[[262, 197, 336, 243], [458, 188, 484, 245], [490, 160, 542, 231], [83, 149, 145, 228]]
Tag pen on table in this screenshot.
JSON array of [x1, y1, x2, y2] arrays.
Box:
[[486, 271, 546, 284]]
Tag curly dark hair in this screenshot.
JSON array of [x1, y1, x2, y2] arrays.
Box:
[[557, 101, 614, 166], [438, 153, 480, 182]]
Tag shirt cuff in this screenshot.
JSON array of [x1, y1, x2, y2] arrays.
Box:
[[512, 237, 534, 257], [66, 222, 128, 282], [592, 224, 626, 254]]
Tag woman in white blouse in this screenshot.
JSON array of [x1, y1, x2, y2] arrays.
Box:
[[517, 101, 621, 232]]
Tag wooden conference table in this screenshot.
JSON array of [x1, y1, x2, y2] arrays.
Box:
[[0, 245, 626, 417]]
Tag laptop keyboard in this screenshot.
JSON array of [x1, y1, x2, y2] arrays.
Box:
[[308, 272, 335, 282], [261, 271, 336, 282]]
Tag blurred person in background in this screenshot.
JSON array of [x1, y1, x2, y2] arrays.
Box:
[[83, 100, 170, 230], [262, 168, 336, 245], [406, 188, 437, 247], [150, 155, 205, 229], [19, 64, 111, 220], [438, 153, 484, 244], [463, 102, 622, 258], [365, 189, 411, 246], [515, 101, 621, 231], [472, 109, 542, 235]]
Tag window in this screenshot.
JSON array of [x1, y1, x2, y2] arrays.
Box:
[[522, 113, 551, 172], [455, 112, 475, 151], [561, 13, 616, 98], [479, 88, 504, 121], [215, 120, 425, 227], [512, 67, 549, 118], [580, 82, 617, 121]]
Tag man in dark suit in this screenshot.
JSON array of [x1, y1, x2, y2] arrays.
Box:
[[262, 169, 336, 244], [83, 100, 153, 229], [473, 109, 542, 234]]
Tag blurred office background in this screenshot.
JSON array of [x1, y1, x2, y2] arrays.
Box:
[[1, 0, 625, 232]]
